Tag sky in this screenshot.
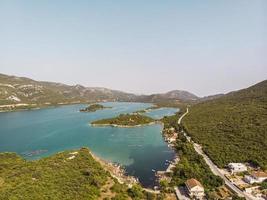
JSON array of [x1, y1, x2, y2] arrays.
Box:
[[0, 0, 266, 97]]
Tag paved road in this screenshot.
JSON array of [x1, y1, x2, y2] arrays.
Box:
[[177, 108, 255, 200], [143, 188, 160, 194], [193, 143, 255, 200], [177, 108, 189, 125]]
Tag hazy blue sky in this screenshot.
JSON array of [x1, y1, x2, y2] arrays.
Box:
[[0, 0, 266, 96]]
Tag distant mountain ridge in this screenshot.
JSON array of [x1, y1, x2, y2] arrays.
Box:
[[199, 94, 225, 102], [0, 73, 136, 106], [0, 73, 198, 108], [133, 90, 199, 104], [165, 90, 199, 101]]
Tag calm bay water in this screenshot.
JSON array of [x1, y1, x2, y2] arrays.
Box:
[[144, 107, 179, 119], [0, 102, 178, 187]]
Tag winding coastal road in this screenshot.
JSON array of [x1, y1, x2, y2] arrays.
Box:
[[178, 108, 255, 200], [177, 108, 189, 125]]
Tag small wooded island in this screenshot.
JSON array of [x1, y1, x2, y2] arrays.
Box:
[[80, 104, 111, 112], [91, 114, 155, 127]]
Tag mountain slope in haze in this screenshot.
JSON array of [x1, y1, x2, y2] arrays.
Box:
[[165, 90, 199, 101], [0, 73, 136, 106], [133, 90, 199, 104], [0, 73, 199, 110], [199, 93, 225, 101], [183, 80, 267, 169]]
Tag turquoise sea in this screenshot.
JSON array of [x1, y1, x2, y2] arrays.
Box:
[[0, 102, 178, 187]]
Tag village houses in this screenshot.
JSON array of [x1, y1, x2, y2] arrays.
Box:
[[228, 163, 247, 174], [185, 178, 205, 199], [244, 171, 267, 184]]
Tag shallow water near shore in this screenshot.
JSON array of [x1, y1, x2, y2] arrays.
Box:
[[0, 102, 178, 187]]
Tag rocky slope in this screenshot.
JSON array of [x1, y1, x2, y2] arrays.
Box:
[[0, 73, 199, 110], [0, 73, 136, 107]]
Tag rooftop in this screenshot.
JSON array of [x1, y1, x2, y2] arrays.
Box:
[[185, 178, 203, 190], [252, 171, 267, 178], [228, 163, 247, 167]]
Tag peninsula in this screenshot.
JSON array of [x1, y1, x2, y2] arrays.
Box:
[[80, 104, 111, 112], [0, 148, 149, 199], [91, 113, 155, 127]]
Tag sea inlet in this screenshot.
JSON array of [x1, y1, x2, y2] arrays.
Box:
[[0, 102, 178, 187]]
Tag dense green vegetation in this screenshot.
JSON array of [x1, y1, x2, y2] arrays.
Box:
[[0, 148, 136, 200], [170, 134, 223, 192], [91, 114, 155, 127], [80, 104, 111, 112], [183, 80, 267, 169], [160, 110, 224, 195], [161, 108, 186, 130], [260, 180, 267, 190]]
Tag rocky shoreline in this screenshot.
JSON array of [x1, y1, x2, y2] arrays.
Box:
[[89, 151, 138, 187]]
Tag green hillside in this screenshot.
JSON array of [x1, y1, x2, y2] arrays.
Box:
[[183, 80, 267, 169], [0, 148, 138, 200], [171, 134, 223, 191]]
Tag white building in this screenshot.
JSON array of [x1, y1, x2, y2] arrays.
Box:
[[167, 137, 176, 143], [169, 127, 175, 132], [244, 171, 267, 184], [228, 163, 247, 173], [185, 178, 205, 199]]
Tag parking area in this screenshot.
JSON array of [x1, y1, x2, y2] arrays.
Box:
[[174, 186, 190, 200]]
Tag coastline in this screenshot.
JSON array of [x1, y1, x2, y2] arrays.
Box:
[[0, 101, 180, 114], [90, 121, 159, 128], [90, 118, 179, 189], [0, 101, 107, 113], [0, 101, 146, 113], [80, 106, 112, 113], [0, 102, 179, 192], [0, 103, 80, 113], [89, 151, 138, 187]]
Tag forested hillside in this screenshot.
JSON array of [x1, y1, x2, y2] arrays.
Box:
[[134, 90, 198, 104], [0, 148, 158, 200], [183, 80, 267, 169]]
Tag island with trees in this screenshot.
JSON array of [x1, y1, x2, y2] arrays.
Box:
[[80, 104, 111, 112], [91, 113, 156, 127]]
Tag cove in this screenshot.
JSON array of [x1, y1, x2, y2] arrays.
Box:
[[0, 102, 178, 187]]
